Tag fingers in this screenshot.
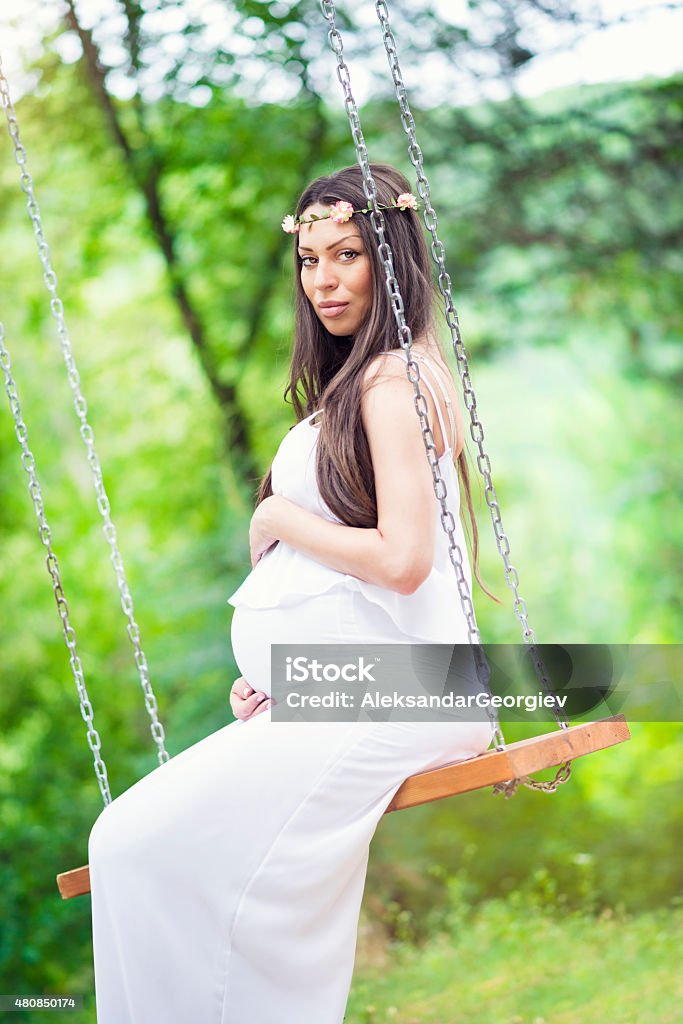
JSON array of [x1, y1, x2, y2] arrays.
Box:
[[232, 676, 253, 699], [230, 677, 272, 721], [243, 690, 270, 716], [250, 696, 272, 717]]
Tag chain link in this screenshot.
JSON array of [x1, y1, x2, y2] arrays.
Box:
[[492, 760, 573, 799], [0, 54, 170, 771], [0, 320, 113, 806], [320, 0, 502, 748]]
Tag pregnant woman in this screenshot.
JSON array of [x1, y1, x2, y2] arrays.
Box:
[[88, 162, 496, 1024]]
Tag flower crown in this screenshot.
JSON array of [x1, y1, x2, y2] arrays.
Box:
[[282, 193, 418, 233]]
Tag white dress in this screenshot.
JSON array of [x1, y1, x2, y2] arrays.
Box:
[[88, 351, 495, 1024]]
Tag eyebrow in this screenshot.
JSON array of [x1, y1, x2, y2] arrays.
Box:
[[297, 234, 362, 253]]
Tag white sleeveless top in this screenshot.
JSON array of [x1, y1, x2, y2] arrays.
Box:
[[227, 351, 477, 643]]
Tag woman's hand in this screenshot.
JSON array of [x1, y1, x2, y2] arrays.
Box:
[[249, 495, 288, 569], [229, 676, 272, 721]]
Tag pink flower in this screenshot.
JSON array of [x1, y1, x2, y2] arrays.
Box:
[[396, 192, 418, 211], [329, 200, 355, 224], [281, 214, 300, 234]]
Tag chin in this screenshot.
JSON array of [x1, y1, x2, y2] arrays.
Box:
[[320, 320, 358, 339]]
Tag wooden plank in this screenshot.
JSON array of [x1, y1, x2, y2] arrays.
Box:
[[384, 714, 631, 812], [57, 715, 631, 899], [57, 864, 90, 900]]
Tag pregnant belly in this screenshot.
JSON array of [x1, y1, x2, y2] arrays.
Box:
[[230, 586, 412, 696], [230, 588, 350, 696]]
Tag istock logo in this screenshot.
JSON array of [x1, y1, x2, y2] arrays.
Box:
[[285, 656, 377, 683]]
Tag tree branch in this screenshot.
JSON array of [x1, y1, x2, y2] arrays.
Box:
[[64, 0, 258, 478]]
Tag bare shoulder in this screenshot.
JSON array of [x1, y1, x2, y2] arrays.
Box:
[[361, 351, 410, 389], [361, 345, 464, 461], [362, 342, 449, 384], [360, 353, 414, 433], [359, 354, 420, 449]]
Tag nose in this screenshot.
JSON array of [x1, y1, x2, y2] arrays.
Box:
[[313, 258, 338, 291]]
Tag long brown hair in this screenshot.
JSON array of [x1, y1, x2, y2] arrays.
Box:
[[256, 162, 497, 602]]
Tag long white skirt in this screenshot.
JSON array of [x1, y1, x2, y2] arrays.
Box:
[[89, 588, 494, 1023]]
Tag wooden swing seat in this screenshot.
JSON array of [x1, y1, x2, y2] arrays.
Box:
[[56, 713, 630, 900]]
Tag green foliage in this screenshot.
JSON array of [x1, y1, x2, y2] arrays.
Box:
[[347, 891, 683, 1023]]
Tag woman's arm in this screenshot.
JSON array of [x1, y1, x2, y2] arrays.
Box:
[[254, 356, 438, 595], [254, 494, 418, 594]]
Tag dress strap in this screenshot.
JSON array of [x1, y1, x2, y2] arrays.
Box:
[[383, 350, 456, 455], [419, 355, 457, 454], [289, 409, 323, 433]]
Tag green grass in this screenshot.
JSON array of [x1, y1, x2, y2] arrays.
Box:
[[346, 894, 683, 1024]]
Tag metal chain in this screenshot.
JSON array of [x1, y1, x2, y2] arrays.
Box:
[[372, 0, 573, 794], [0, 320, 112, 806], [320, 1, 573, 793], [492, 760, 573, 799], [320, 0, 503, 748], [374, 1, 567, 721], [0, 54, 170, 768]]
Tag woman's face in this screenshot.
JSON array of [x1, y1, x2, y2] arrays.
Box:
[[298, 203, 373, 337]]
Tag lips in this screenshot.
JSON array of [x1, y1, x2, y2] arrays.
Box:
[[318, 302, 349, 319]]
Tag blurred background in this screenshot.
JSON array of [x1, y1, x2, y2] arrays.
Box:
[[1, 1, 681, 1021]]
